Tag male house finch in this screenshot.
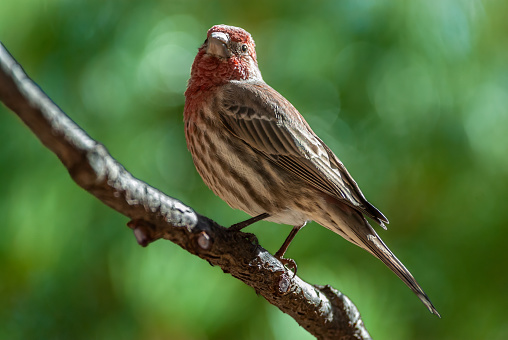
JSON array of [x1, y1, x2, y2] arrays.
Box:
[[184, 24, 440, 317]]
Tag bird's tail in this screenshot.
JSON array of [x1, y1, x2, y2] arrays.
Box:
[[334, 211, 441, 317]]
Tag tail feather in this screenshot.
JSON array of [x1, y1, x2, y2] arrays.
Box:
[[346, 216, 441, 317]]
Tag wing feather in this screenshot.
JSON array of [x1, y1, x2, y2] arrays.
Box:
[[218, 80, 388, 226]]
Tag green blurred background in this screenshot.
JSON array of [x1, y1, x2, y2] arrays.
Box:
[[1, 0, 507, 339]]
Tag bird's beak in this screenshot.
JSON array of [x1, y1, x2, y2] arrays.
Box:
[[206, 32, 230, 58]]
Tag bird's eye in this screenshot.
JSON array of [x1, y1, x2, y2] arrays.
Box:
[[241, 44, 248, 53]]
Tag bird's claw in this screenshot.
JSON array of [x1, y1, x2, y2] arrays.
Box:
[[276, 256, 297, 278], [229, 221, 247, 231], [243, 232, 259, 246]]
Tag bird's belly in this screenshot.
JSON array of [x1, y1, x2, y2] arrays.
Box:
[[187, 120, 310, 226], [263, 209, 309, 227]]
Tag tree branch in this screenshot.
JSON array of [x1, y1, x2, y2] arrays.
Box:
[[0, 42, 371, 340]]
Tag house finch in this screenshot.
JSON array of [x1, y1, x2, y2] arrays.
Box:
[[184, 24, 440, 317]]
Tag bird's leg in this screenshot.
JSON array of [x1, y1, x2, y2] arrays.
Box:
[[274, 223, 305, 275], [229, 212, 270, 231]]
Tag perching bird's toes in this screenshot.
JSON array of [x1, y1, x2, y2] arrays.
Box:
[[275, 254, 298, 277]]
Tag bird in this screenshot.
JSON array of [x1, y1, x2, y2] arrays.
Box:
[[183, 24, 440, 317]]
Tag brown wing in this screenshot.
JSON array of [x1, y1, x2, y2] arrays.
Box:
[[217, 80, 388, 226]]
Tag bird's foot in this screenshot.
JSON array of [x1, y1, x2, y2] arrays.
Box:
[[242, 232, 259, 246], [275, 254, 297, 278]]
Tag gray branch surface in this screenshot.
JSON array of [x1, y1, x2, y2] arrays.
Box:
[[0, 42, 371, 340]]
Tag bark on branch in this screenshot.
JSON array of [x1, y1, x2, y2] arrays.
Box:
[[0, 42, 371, 340]]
